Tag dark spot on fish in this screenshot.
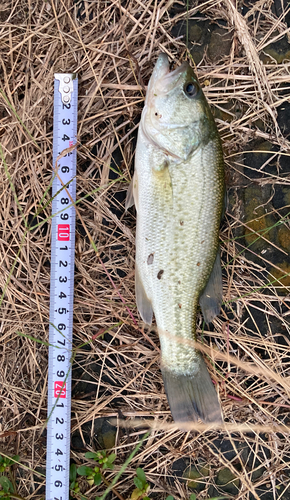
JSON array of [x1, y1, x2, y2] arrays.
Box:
[[180, 220, 184, 226], [147, 253, 154, 265], [197, 262, 200, 266], [178, 303, 182, 309], [157, 270, 164, 279]]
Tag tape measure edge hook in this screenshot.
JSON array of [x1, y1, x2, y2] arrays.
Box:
[[54, 73, 77, 105]]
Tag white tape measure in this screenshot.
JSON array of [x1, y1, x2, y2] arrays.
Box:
[[46, 73, 78, 500]]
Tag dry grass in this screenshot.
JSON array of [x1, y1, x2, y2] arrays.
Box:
[[1, 0, 290, 498]]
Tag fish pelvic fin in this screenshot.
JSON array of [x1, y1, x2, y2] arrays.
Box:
[[162, 354, 222, 430], [135, 265, 153, 325]]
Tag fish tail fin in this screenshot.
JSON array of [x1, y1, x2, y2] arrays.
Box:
[[162, 354, 222, 429]]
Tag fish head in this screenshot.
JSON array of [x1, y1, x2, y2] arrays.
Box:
[[141, 53, 216, 161]]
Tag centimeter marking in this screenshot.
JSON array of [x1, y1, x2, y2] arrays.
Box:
[[46, 73, 78, 500]]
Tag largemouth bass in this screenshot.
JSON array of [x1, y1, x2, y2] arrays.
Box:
[[126, 53, 224, 426]]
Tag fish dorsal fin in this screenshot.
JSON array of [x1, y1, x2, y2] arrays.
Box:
[[135, 265, 153, 325], [125, 173, 138, 211], [199, 248, 223, 324]]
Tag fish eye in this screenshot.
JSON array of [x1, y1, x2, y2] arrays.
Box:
[[184, 82, 198, 98]]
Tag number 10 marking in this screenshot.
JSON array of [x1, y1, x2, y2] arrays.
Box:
[[58, 224, 70, 241]]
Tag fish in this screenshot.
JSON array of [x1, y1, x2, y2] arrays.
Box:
[[126, 53, 224, 427]]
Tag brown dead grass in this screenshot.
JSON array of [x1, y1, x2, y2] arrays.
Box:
[[1, 0, 290, 499]]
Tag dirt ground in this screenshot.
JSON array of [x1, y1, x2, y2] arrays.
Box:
[[1, 0, 290, 499]]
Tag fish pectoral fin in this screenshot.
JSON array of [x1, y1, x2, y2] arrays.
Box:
[[135, 266, 153, 325], [125, 173, 138, 211], [162, 354, 222, 429], [199, 247, 223, 324]]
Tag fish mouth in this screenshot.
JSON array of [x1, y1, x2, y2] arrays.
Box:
[[152, 53, 189, 93]]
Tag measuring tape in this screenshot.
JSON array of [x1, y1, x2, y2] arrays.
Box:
[[46, 73, 78, 500]]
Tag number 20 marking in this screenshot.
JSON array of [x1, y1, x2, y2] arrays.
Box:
[[54, 381, 66, 398]]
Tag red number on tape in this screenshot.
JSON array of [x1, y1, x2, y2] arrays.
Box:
[[58, 224, 70, 241], [54, 381, 66, 398]]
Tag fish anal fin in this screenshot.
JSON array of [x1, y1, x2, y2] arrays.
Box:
[[135, 266, 153, 325], [162, 355, 222, 430], [125, 174, 138, 211], [199, 248, 223, 324]]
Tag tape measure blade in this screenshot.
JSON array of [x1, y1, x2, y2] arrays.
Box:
[[46, 74, 77, 500]]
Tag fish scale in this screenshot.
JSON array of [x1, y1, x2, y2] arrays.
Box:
[[138, 139, 222, 371]]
